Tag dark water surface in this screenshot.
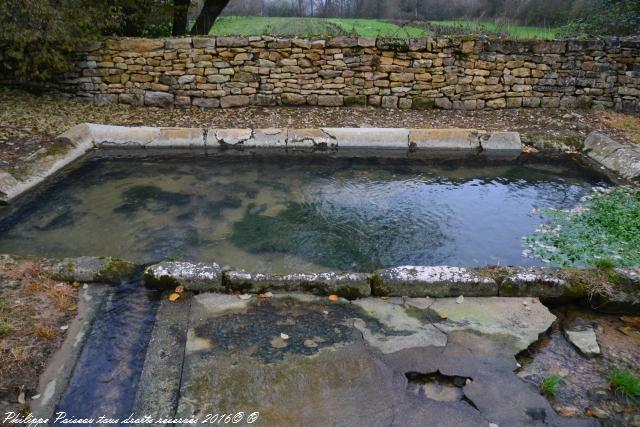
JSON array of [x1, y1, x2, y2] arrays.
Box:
[[54, 280, 160, 423], [0, 156, 608, 272]]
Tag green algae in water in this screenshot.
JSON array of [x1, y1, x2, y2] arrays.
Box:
[[231, 201, 447, 272]]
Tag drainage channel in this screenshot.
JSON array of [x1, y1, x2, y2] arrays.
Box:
[[54, 279, 161, 423]]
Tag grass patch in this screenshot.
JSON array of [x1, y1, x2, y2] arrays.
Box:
[[598, 112, 640, 145], [524, 187, 640, 267], [423, 20, 559, 39], [608, 368, 640, 401], [211, 16, 428, 38], [540, 375, 562, 397], [0, 320, 14, 336], [209, 17, 558, 39]]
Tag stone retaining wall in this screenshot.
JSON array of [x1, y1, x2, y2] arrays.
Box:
[[53, 36, 639, 112]]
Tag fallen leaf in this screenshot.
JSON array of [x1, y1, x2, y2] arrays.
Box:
[[328, 295, 338, 302], [620, 316, 640, 328], [280, 333, 290, 340], [175, 285, 185, 294], [439, 311, 448, 320], [456, 295, 464, 304], [71, 281, 80, 288], [17, 390, 25, 405], [31, 394, 40, 400], [169, 293, 181, 302], [618, 326, 633, 336], [60, 325, 69, 331], [259, 292, 273, 299]]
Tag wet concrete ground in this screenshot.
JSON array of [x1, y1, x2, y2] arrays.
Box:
[[29, 287, 640, 427]]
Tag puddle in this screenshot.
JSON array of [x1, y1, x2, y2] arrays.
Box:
[[54, 280, 160, 422], [406, 371, 473, 404], [517, 305, 640, 426], [0, 156, 608, 273]]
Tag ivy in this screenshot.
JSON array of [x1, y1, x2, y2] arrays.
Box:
[[524, 187, 640, 267]]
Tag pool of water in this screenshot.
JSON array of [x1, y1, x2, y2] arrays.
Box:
[[0, 156, 608, 273]]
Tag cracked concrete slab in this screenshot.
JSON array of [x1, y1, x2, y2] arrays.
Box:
[[161, 294, 597, 427]]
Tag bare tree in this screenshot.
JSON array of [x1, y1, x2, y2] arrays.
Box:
[[191, 0, 232, 34]]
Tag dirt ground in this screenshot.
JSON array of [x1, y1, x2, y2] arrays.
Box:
[[1, 87, 638, 174], [0, 255, 78, 415]]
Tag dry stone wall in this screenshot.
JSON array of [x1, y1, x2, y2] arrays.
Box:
[[60, 36, 639, 111]]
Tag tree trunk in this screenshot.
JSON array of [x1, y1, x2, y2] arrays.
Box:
[[190, 0, 231, 35], [172, 0, 191, 36]]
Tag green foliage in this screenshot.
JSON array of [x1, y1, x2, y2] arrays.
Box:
[[424, 20, 559, 40], [559, 0, 640, 36], [0, 0, 105, 80], [524, 187, 640, 267], [608, 368, 640, 401], [540, 375, 562, 397]]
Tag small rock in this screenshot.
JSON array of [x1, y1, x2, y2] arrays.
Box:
[[270, 336, 288, 349], [31, 394, 40, 400], [456, 295, 464, 304], [489, 423, 499, 427], [465, 378, 472, 385], [238, 294, 252, 300], [280, 333, 290, 340], [304, 339, 318, 348], [564, 325, 601, 357], [60, 325, 69, 331], [17, 390, 25, 404], [589, 407, 609, 419], [554, 405, 580, 417]]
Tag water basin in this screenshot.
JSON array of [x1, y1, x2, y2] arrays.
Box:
[[0, 155, 608, 273]]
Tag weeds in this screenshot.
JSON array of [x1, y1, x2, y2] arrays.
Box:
[[0, 320, 14, 336], [609, 369, 640, 401], [524, 187, 640, 267], [540, 375, 562, 397]]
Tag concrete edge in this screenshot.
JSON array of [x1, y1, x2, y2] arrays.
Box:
[[133, 291, 192, 424], [0, 254, 637, 312], [0, 124, 531, 204], [584, 131, 640, 182], [30, 284, 111, 420], [139, 260, 640, 313]]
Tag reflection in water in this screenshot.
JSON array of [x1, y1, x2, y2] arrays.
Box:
[[0, 157, 608, 273]]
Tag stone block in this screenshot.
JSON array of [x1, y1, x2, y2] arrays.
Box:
[[317, 95, 343, 107], [144, 261, 224, 292], [481, 132, 523, 151], [144, 91, 174, 108], [322, 128, 409, 149], [220, 95, 250, 108], [409, 129, 481, 151], [373, 266, 498, 298], [225, 271, 371, 299]]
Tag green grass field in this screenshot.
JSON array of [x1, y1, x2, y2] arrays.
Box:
[[210, 16, 558, 40], [427, 20, 559, 39]]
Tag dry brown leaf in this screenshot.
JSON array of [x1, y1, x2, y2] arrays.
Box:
[[328, 294, 338, 302], [168, 293, 181, 302], [620, 316, 640, 328]]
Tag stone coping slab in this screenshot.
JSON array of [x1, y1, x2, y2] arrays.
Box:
[[0, 255, 638, 313], [0, 124, 526, 204], [3, 124, 638, 206]]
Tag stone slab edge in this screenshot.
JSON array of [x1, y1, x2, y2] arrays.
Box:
[[584, 131, 640, 182], [1, 123, 526, 204], [30, 284, 111, 421], [133, 291, 192, 425], [139, 261, 640, 313]]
